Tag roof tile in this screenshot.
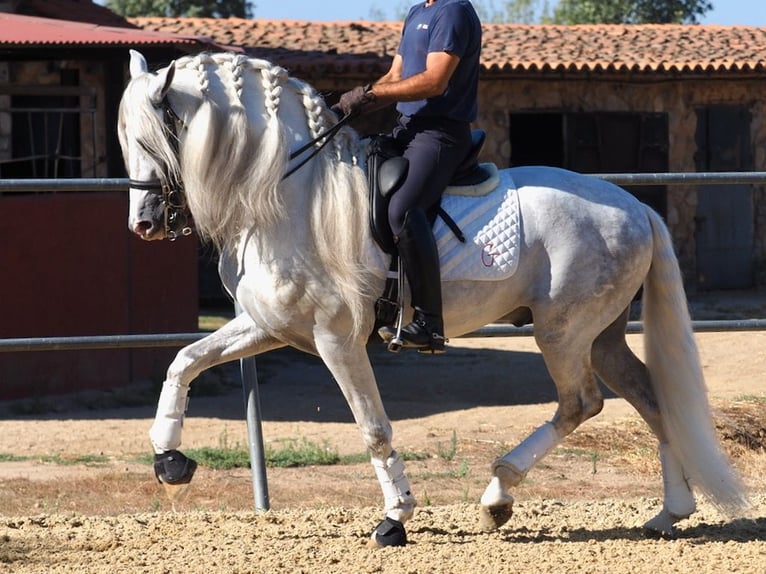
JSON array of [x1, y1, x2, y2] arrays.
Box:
[[131, 17, 766, 76], [0, 13, 217, 48]]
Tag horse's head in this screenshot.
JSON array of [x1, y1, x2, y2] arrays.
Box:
[[118, 50, 191, 241]]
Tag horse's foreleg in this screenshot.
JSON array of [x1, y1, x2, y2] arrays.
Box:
[[314, 335, 414, 546], [150, 314, 282, 488]]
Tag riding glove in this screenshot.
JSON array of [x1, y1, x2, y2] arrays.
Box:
[[333, 84, 377, 117]]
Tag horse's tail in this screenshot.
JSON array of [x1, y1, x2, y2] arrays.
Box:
[[641, 206, 748, 515]]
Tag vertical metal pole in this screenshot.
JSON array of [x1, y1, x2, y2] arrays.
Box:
[[241, 355, 270, 511], [235, 304, 270, 511]]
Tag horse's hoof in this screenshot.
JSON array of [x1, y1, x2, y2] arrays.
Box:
[[643, 508, 687, 540], [479, 501, 514, 531], [154, 450, 197, 503], [369, 517, 407, 547], [154, 450, 197, 484]]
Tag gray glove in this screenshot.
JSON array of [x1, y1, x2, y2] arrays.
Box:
[[333, 84, 376, 117]]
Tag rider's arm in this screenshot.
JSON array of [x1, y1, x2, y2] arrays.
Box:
[[370, 51, 460, 106]]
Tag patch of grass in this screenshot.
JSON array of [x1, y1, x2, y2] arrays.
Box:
[[199, 313, 233, 331], [182, 437, 342, 470], [338, 452, 369, 464], [339, 450, 430, 464], [437, 430, 458, 461], [400, 450, 431, 462], [735, 394, 766, 405], [134, 436, 434, 471], [39, 454, 110, 466], [456, 459, 471, 478], [185, 445, 250, 470], [266, 438, 340, 468], [0, 453, 28, 462]]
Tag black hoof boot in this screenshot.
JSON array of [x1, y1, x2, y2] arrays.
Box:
[[153, 450, 197, 485], [370, 517, 407, 547]]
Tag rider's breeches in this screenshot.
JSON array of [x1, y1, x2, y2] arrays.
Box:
[[388, 115, 471, 236]]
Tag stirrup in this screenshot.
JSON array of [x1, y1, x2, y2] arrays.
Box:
[[378, 321, 447, 354]]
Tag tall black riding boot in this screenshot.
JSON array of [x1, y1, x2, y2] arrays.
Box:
[[378, 208, 446, 354]]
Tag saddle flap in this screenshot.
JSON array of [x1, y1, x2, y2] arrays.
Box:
[[379, 157, 408, 198], [367, 135, 404, 254]]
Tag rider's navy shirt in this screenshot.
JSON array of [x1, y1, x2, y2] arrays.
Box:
[[396, 0, 481, 122]]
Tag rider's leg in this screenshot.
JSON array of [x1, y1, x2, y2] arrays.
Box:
[[379, 207, 445, 352], [378, 118, 470, 353]]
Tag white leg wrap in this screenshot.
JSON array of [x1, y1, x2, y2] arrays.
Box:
[[480, 476, 514, 507], [659, 442, 696, 518], [148, 383, 190, 454], [372, 450, 416, 523], [492, 422, 560, 485]]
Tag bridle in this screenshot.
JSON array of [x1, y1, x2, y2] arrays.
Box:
[[128, 94, 192, 241], [128, 93, 354, 240]]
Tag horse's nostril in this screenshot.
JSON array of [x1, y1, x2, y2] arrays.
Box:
[[133, 220, 153, 235]]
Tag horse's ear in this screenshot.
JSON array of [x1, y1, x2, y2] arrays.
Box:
[[148, 61, 176, 105], [129, 50, 148, 79]]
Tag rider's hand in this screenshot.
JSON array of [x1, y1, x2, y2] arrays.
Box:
[[332, 84, 376, 117]]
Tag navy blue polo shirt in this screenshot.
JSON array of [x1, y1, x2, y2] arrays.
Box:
[[396, 0, 481, 122]]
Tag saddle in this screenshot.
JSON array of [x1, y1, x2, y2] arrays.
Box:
[[367, 129, 491, 255], [367, 129, 494, 331]]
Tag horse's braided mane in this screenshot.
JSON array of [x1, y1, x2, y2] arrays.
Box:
[[132, 52, 376, 336]]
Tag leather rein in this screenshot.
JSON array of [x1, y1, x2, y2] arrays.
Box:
[[128, 94, 354, 240]]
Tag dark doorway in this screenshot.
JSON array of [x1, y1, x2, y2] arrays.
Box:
[[509, 111, 669, 218], [695, 105, 754, 290]]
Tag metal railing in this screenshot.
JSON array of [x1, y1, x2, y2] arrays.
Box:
[[2, 172, 766, 511], [3, 171, 766, 194]]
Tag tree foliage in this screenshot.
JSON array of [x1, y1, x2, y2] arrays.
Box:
[[442, 0, 713, 24], [550, 0, 713, 24], [105, 0, 253, 18], [472, 0, 553, 24]]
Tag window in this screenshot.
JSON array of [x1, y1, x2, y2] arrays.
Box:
[[0, 70, 97, 179]]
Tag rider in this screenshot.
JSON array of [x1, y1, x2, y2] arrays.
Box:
[[335, 0, 482, 353]]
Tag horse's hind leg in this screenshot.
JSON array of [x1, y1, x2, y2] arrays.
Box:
[[591, 308, 696, 537], [480, 319, 605, 530]]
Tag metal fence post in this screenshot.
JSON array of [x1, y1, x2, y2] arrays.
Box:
[[235, 303, 270, 511]]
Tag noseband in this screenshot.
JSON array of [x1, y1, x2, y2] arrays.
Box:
[[128, 94, 192, 241]]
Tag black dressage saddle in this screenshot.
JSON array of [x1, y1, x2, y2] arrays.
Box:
[[367, 129, 490, 255]]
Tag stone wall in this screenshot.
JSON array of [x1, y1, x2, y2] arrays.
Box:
[[475, 76, 766, 289]]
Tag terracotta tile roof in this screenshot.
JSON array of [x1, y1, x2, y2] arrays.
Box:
[[131, 17, 766, 76], [0, 13, 222, 49]]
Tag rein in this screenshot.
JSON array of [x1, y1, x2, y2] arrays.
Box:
[[283, 111, 355, 180], [129, 93, 354, 239]]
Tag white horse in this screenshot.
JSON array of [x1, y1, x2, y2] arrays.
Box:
[[118, 50, 748, 545]]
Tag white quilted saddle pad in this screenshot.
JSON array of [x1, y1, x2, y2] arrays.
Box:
[[434, 168, 521, 282]]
